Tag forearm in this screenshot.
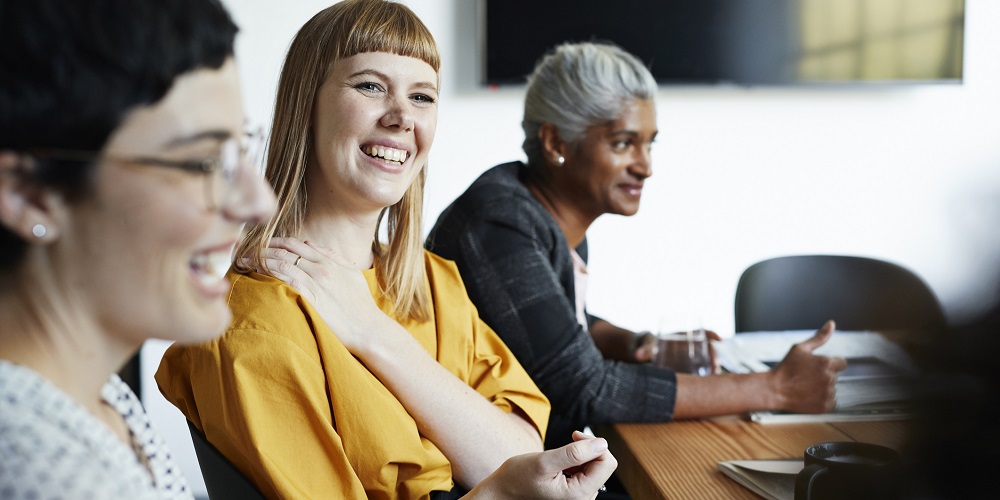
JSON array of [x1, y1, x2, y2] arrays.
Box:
[[357, 314, 543, 487], [589, 319, 639, 362], [672, 372, 779, 419]]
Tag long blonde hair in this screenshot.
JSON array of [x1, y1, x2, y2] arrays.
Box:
[[235, 0, 439, 322]]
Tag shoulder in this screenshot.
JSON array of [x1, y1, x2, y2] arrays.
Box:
[[422, 250, 465, 289], [428, 162, 558, 249], [225, 270, 318, 338], [0, 371, 159, 499], [438, 163, 544, 223], [163, 270, 323, 368], [461, 162, 540, 213]]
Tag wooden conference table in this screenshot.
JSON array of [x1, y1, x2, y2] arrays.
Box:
[[604, 416, 910, 499]]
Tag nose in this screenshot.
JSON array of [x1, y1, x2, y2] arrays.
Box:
[[222, 162, 277, 225], [631, 145, 653, 179], [379, 93, 414, 132]]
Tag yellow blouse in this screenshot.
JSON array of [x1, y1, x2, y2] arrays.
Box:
[[155, 251, 549, 499]]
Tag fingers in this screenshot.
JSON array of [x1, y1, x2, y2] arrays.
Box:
[[262, 248, 309, 279], [634, 343, 654, 363], [539, 434, 609, 472], [828, 355, 848, 373], [269, 236, 325, 263], [567, 446, 618, 497], [796, 320, 836, 353]]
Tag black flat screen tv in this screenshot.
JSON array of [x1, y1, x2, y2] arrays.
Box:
[[481, 0, 965, 86]]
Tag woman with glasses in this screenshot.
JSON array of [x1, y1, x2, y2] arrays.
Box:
[[0, 0, 277, 497], [155, 1, 616, 498]]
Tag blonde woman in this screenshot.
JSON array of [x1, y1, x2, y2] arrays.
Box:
[[156, 1, 615, 498]]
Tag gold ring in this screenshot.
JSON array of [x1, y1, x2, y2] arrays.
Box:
[[293, 255, 302, 267]]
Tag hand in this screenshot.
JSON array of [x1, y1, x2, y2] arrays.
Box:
[[633, 332, 656, 363], [768, 320, 848, 413], [253, 236, 382, 351], [464, 431, 618, 500]]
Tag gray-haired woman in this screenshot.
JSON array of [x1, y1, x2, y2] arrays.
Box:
[[428, 41, 846, 450]]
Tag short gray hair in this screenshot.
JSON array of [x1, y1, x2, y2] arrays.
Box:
[[522, 42, 657, 167]]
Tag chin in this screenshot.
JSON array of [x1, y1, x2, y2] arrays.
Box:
[[614, 205, 641, 217]]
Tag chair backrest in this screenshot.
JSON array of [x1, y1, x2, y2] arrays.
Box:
[[187, 420, 265, 500], [734, 255, 947, 333]]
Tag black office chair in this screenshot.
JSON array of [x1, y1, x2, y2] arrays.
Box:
[[734, 255, 947, 334], [187, 420, 265, 500]]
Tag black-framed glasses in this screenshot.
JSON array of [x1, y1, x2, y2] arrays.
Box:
[[21, 129, 264, 211]]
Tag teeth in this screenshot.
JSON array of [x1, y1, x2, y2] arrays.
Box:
[[191, 249, 232, 286], [366, 145, 408, 164]]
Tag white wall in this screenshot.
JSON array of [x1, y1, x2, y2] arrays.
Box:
[[145, 0, 1000, 494], [224, 0, 1000, 334]]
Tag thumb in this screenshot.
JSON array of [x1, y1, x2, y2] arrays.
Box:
[[796, 320, 836, 352], [539, 435, 608, 472]]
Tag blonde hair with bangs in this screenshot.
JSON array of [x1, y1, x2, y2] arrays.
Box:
[[234, 0, 439, 322]]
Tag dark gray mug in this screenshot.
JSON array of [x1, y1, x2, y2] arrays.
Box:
[[794, 441, 901, 500]]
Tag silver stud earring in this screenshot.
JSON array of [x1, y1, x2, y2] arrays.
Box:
[[556, 156, 565, 165], [32, 224, 46, 238]]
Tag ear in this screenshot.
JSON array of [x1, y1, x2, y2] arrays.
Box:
[[0, 151, 66, 244], [537, 123, 570, 168]]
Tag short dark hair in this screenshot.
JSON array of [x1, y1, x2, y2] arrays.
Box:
[[0, 0, 239, 271]]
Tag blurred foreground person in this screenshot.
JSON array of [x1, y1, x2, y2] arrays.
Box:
[[0, 0, 276, 497]]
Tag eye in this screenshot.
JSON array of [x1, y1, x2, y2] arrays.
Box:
[[611, 139, 632, 151], [410, 93, 436, 105], [354, 82, 384, 95]]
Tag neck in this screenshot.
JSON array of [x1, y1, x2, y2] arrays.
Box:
[[0, 263, 133, 419], [300, 185, 380, 271], [524, 171, 598, 249]]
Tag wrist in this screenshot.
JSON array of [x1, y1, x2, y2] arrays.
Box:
[[348, 312, 398, 361], [760, 370, 785, 411]]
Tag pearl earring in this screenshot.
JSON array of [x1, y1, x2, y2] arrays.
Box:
[[556, 156, 565, 165], [32, 224, 46, 238]]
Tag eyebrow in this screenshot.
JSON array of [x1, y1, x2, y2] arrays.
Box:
[[166, 129, 232, 148], [609, 129, 659, 140], [350, 69, 438, 93]]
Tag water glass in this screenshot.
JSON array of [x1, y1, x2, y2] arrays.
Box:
[[652, 329, 712, 375]]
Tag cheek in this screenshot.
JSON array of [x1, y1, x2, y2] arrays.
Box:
[[416, 112, 437, 155], [97, 191, 212, 292]]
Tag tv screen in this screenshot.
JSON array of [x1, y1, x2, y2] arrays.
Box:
[[482, 0, 965, 86]]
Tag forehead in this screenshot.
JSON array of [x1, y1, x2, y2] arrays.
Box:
[[599, 99, 657, 133], [102, 59, 244, 155]]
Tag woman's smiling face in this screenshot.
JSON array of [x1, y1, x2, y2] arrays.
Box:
[[57, 58, 276, 347], [561, 98, 657, 218], [308, 51, 439, 215]]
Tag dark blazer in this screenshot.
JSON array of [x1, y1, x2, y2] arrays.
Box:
[[427, 161, 677, 449]]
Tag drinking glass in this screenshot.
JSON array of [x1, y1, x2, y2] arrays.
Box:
[[652, 328, 712, 376]]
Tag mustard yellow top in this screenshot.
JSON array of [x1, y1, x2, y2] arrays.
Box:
[[155, 251, 550, 499]]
